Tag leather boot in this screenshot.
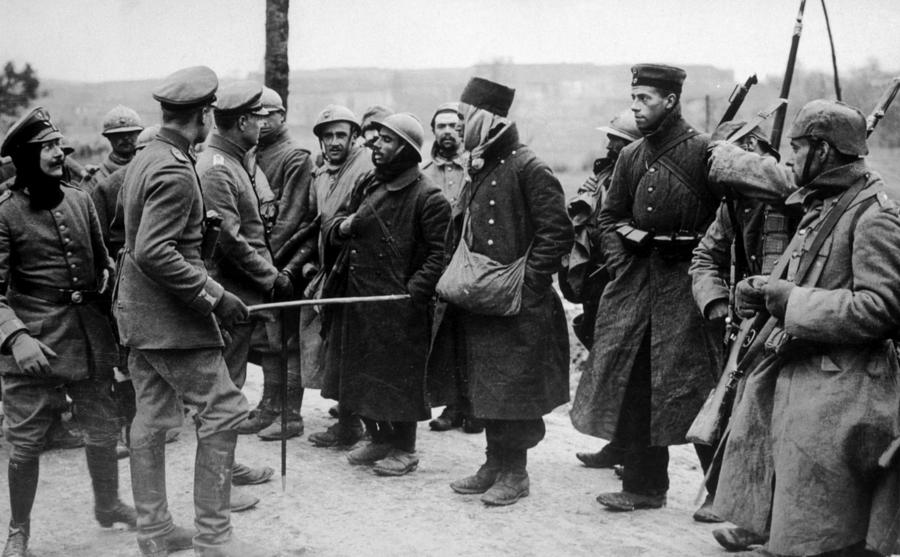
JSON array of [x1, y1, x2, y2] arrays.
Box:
[[481, 449, 530, 506], [193, 430, 276, 557], [258, 387, 304, 441], [450, 447, 502, 494], [1, 522, 28, 557], [5, 458, 37, 557], [86, 443, 137, 528], [131, 431, 194, 556]]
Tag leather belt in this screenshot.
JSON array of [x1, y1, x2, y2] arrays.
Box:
[[10, 282, 101, 305]]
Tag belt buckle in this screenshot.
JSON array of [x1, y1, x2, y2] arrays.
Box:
[[70, 291, 83, 304]]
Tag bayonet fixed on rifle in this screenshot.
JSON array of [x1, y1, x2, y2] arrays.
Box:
[[770, 0, 808, 152], [718, 74, 758, 126], [866, 77, 900, 137]]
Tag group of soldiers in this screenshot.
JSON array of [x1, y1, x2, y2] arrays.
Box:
[[0, 60, 897, 557]]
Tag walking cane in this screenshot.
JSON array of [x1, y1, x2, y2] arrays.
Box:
[[248, 293, 412, 490]]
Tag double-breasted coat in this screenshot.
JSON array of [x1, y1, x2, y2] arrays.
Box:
[[715, 161, 900, 556], [570, 109, 721, 446], [0, 183, 117, 379], [427, 124, 573, 420], [321, 165, 450, 421]]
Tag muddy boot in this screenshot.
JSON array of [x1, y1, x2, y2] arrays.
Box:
[[576, 438, 626, 469], [308, 416, 364, 448], [4, 457, 38, 557], [130, 431, 195, 556], [258, 387, 304, 441], [481, 449, 530, 506], [193, 430, 276, 557], [2, 522, 28, 557], [450, 446, 502, 494], [231, 462, 273, 486], [86, 443, 137, 528], [234, 397, 277, 435]]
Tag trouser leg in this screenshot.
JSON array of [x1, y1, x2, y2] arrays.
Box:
[[389, 421, 417, 453], [69, 375, 123, 512]]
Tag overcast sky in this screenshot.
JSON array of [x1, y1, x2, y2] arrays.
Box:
[[1, 0, 898, 82]]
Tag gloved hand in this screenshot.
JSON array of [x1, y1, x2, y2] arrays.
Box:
[[763, 279, 795, 320], [735, 276, 766, 318], [213, 290, 249, 330], [10, 333, 56, 376], [272, 271, 294, 302], [705, 299, 729, 321]]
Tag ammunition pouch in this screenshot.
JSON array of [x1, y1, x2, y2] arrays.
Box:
[[616, 224, 700, 262]]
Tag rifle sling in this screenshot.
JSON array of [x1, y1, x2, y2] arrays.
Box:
[[736, 175, 869, 369]]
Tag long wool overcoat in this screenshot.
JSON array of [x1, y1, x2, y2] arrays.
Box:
[[321, 165, 450, 422], [427, 124, 573, 420], [570, 109, 722, 446], [715, 162, 900, 556]]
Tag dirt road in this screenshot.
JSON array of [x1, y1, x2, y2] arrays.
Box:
[[0, 360, 734, 557]]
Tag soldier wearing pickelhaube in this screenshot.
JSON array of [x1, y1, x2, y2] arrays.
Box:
[[117, 66, 277, 557], [717, 99, 900, 557], [82, 105, 144, 194], [0, 107, 136, 557], [572, 64, 722, 512]]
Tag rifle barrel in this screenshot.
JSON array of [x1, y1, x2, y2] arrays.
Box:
[[770, 0, 808, 152]]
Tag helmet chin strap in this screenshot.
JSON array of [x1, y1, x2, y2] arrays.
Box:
[[799, 137, 823, 186]]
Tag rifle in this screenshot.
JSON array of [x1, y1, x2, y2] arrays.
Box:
[[866, 77, 900, 137], [769, 0, 807, 152], [718, 74, 758, 127]]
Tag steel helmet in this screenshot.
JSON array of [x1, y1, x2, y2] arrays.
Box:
[[597, 110, 641, 142], [260, 86, 285, 113], [313, 105, 360, 138], [379, 113, 425, 161], [788, 99, 868, 157], [101, 105, 144, 136], [361, 105, 393, 132]]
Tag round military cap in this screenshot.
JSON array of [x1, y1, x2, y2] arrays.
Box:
[[361, 105, 394, 131], [789, 99, 868, 157], [430, 102, 461, 129], [597, 110, 641, 142], [214, 81, 269, 116], [380, 112, 425, 161], [1, 106, 64, 157], [460, 77, 515, 117], [631, 64, 687, 95], [152, 65, 218, 109], [260, 86, 285, 113]]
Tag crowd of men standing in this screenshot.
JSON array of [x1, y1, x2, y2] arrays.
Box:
[[0, 61, 898, 557]]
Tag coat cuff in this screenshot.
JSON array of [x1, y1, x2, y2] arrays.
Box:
[[188, 277, 225, 315], [0, 318, 28, 354]]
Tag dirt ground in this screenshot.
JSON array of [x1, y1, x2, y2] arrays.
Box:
[[0, 368, 735, 556]]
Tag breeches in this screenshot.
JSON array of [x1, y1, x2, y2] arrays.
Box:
[[1, 373, 119, 461]]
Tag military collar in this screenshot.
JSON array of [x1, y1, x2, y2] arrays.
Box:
[[785, 160, 870, 209], [480, 122, 519, 162], [207, 133, 250, 162], [156, 127, 193, 159], [364, 164, 420, 193], [258, 125, 289, 148], [639, 105, 688, 145], [431, 150, 466, 169]]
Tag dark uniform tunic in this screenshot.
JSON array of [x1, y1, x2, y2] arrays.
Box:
[[322, 166, 450, 421], [117, 127, 248, 442], [0, 182, 119, 460], [428, 124, 573, 422]]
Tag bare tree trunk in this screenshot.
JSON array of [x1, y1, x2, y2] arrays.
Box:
[[265, 0, 290, 113]]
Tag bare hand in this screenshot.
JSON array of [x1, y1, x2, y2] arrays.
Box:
[[11, 334, 57, 376]]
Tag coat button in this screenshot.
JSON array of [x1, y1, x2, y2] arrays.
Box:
[[64, 237, 71, 243], [488, 219, 495, 225], [500, 160, 505, 164], [511, 150, 517, 155], [487, 239, 494, 246], [351, 249, 357, 255], [54, 211, 62, 217], [792, 251, 799, 258], [70, 263, 76, 269], [489, 200, 495, 206], [491, 180, 497, 186], [66, 251, 72, 256], [798, 229, 806, 236], [648, 167, 656, 173], [647, 206, 653, 212], [647, 186, 654, 193], [73, 277, 79, 282], [744, 208, 750, 214]]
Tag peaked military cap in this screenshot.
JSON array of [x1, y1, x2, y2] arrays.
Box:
[[460, 77, 515, 117], [152, 65, 218, 110], [213, 81, 268, 116], [1, 106, 64, 157], [260, 86, 285, 113], [631, 64, 687, 95]]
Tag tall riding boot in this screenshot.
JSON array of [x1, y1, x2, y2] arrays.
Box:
[[450, 444, 503, 494], [3, 458, 38, 557], [194, 430, 276, 557], [481, 448, 530, 506], [130, 430, 194, 556], [85, 443, 137, 528]]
